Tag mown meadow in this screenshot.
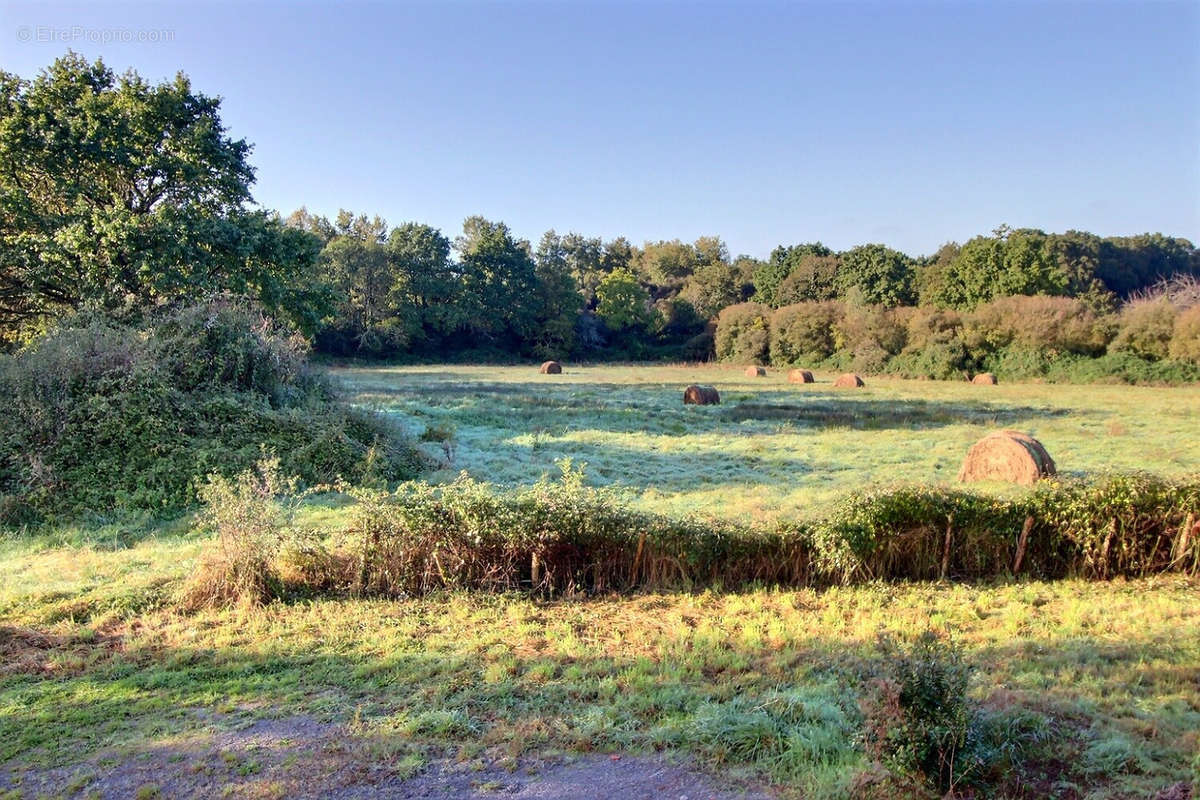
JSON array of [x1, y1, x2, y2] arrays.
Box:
[[2, 364, 1197, 799], [340, 363, 1200, 521]]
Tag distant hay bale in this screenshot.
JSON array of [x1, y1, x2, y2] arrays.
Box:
[[744, 365, 767, 377], [972, 372, 998, 385], [957, 430, 1056, 486], [833, 373, 865, 388], [539, 360, 562, 374], [788, 369, 815, 384], [683, 385, 720, 405]]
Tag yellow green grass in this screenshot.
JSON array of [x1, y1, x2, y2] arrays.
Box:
[[1, 532, 1197, 798], [340, 363, 1200, 522]]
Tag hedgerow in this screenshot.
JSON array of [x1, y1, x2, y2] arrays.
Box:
[[202, 462, 1199, 602]]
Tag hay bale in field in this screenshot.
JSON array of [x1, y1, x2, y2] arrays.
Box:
[[833, 373, 865, 388], [539, 360, 562, 374], [683, 385, 720, 405], [788, 369, 815, 384], [972, 372, 998, 385], [744, 365, 767, 377], [957, 430, 1056, 486]]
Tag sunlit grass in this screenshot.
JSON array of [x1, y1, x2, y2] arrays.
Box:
[[338, 363, 1200, 522], [2, 532, 1197, 797]]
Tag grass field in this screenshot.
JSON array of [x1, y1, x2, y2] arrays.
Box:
[[1, 364, 1198, 799], [340, 363, 1200, 521]]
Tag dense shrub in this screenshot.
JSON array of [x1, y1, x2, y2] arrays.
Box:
[[888, 311, 973, 379], [769, 301, 843, 365], [1044, 352, 1200, 385], [714, 302, 771, 364], [1110, 300, 1178, 360], [860, 633, 976, 793], [1169, 305, 1200, 364], [963, 295, 1111, 358], [0, 298, 426, 524], [337, 463, 807, 596]]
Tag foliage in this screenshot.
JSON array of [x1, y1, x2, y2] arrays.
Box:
[[1110, 299, 1178, 360], [860, 633, 977, 793], [834, 244, 916, 308], [0, 53, 328, 338], [179, 457, 308, 609], [963, 294, 1111, 358], [595, 269, 654, 334], [754, 243, 833, 307], [0, 298, 424, 523], [775, 254, 841, 306], [769, 301, 843, 365], [714, 302, 771, 363], [1170, 305, 1200, 364]]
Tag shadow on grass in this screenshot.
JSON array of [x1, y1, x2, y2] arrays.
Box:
[[348, 379, 1079, 438], [1, 614, 1193, 800]]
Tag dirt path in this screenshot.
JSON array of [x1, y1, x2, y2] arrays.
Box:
[[1, 716, 776, 799]]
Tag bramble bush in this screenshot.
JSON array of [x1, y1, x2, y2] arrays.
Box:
[[0, 297, 426, 525]]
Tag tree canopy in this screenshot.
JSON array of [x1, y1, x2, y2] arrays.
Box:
[[0, 53, 326, 337]]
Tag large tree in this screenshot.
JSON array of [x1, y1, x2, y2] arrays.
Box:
[[753, 242, 832, 307], [834, 243, 916, 307], [0, 53, 325, 336], [456, 216, 540, 347]]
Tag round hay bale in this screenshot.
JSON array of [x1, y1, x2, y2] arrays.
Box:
[[833, 373, 865, 388], [539, 360, 562, 374], [683, 385, 720, 405], [972, 372, 998, 385], [788, 369, 815, 384], [744, 365, 767, 377], [957, 430, 1056, 486]]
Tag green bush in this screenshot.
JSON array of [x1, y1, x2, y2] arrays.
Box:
[[1110, 299, 1178, 360], [0, 298, 426, 524], [860, 633, 976, 793], [769, 301, 843, 365], [1168, 305, 1200, 364], [339, 462, 805, 596], [714, 302, 772, 364], [964, 295, 1112, 358]]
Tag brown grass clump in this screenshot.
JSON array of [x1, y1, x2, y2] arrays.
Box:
[[179, 458, 299, 610], [744, 365, 767, 377], [833, 373, 865, 388], [683, 385, 720, 405], [788, 369, 815, 383], [971, 372, 998, 385], [957, 430, 1056, 486], [539, 360, 562, 374]]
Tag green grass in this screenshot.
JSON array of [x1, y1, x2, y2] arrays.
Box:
[[1, 535, 1197, 797], [337, 363, 1200, 522], [2, 364, 1198, 797]]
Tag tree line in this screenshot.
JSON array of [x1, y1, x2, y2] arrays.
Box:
[[3, 54, 1198, 370]]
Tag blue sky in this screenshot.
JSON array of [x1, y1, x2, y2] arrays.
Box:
[[3, 1, 1198, 258]]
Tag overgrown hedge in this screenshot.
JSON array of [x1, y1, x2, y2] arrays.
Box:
[[255, 467, 1199, 598], [0, 298, 427, 525], [717, 294, 1200, 384]]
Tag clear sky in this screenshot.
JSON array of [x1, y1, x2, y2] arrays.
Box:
[[2, 0, 1198, 258]]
